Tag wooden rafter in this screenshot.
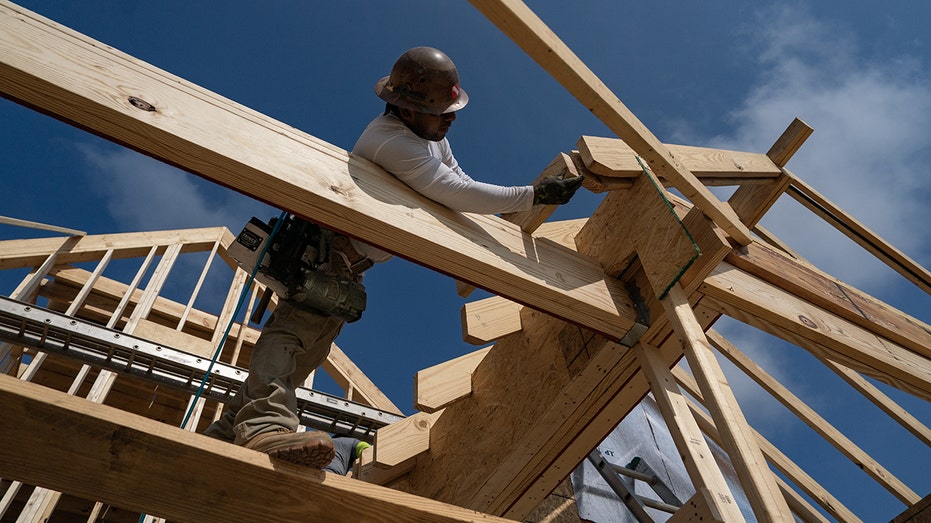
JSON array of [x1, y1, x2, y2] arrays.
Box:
[[0, 1, 639, 343], [1, 1, 929, 522]]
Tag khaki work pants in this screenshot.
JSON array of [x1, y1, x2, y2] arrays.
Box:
[[203, 300, 345, 443]]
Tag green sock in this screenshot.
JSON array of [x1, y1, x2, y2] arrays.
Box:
[[355, 440, 372, 459]]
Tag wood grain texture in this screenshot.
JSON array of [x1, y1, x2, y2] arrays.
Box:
[[0, 2, 638, 342], [0, 375, 516, 523], [703, 263, 931, 400], [577, 135, 782, 180]]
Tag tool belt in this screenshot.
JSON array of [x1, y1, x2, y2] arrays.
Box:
[[229, 215, 369, 323], [289, 265, 366, 323]]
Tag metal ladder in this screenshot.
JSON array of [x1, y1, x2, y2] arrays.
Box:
[[0, 295, 403, 440], [587, 449, 683, 522]]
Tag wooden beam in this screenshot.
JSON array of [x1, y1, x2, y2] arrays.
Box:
[[577, 135, 783, 181], [0, 2, 638, 342], [132, 318, 216, 359], [0, 215, 86, 236], [818, 357, 931, 447], [785, 170, 931, 295], [726, 240, 931, 360], [460, 297, 521, 345], [0, 375, 516, 523], [673, 367, 858, 523], [661, 284, 794, 522], [468, 0, 753, 245], [765, 118, 813, 168], [632, 341, 745, 521], [706, 329, 920, 505], [0, 228, 231, 270], [375, 411, 442, 468], [667, 489, 726, 523], [322, 344, 402, 415], [702, 263, 931, 400], [415, 347, 491, 413], [727, 172, 791, 229]]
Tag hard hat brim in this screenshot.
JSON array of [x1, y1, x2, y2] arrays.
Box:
[[374, 75, 469, 115]]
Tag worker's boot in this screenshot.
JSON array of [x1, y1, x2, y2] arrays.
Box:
[[242, 428, 335, 468]]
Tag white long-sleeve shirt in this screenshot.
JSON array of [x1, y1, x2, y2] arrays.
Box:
[[348, 113, 535, 263]]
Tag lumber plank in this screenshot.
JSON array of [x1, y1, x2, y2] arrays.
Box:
[[765, 118, 814, 168], [355, 445, 415, 486], [468, 0, 753, 245], [534, 218, 587, 250], [132, 318, 216, 360], [818, 357, 931, 447], [706, 329, 920, 505], [662, 284, 793, 522], [667, 489, 726, 523], [415, 347, 492, 413], [577, 135, 782, 181], [0, 2, 638, 341], [727, 240, 931, 360], [461, 297, 522, 345], [375, 411, 442, 468], [674, 368, 857, 523], [0, 228, 231, 270], [702, 263, 931, 400], [322, 344, 402, 415], [785, 171, 931, 295], [0, 215, 85, 236], [0, 375, 516, 523], [632, 342, 745, 521], [728, 172, 791, 229]]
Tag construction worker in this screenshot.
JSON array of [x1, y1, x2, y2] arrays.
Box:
[[203, 46, 582, 468], [324, 437, 371, 476]]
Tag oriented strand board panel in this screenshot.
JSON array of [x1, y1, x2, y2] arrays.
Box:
[[575, 163, 699, 299]]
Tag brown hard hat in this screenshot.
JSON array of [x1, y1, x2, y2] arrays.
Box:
[[375, 47, 469, 115]]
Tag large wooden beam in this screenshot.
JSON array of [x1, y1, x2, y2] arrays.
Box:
[[727, 240, 931, 359], [0, 2, 638, 342], [702, 263, 931, 400], [468, 0, 753, 246], [0, 375, 515, 523]]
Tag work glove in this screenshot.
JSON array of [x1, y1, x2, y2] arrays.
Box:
[[533, 175, 585, 205]]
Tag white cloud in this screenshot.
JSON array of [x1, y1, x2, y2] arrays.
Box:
[[671, 5, 931, 436], [78, 144, 273, 233], [695, 5, 931, 289]]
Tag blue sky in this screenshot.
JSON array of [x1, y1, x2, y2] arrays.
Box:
[[2, 2, 930, 521]]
